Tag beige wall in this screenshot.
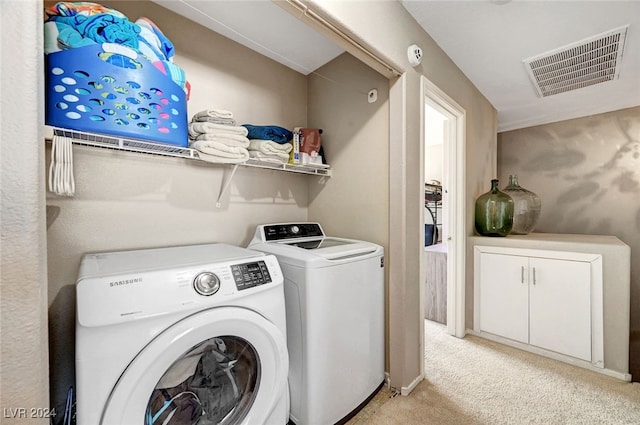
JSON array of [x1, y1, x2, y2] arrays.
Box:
[[306, 0, 497, 391], [1, 1, 50, 423], [307, 53, 390, 251], [498, 106, 640, 379]]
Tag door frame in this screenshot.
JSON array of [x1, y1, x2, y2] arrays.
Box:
[[420, 76, 466, 342]]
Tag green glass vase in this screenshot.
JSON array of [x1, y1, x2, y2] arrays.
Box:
[[475, 179, 514, 237]]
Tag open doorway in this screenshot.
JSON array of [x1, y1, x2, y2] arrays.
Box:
[[423, 104, 447, 325], [420, 77, 466, 348]]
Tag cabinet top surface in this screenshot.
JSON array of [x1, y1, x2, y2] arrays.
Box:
[[469, 233, 629, 248]]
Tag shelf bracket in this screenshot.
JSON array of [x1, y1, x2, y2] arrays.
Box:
[[216, 164, 240, 208]]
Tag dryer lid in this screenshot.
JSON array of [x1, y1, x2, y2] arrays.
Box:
[[283, 237, 355, 250], [249, 239, 382, 267], [250, 222, 383, 266]]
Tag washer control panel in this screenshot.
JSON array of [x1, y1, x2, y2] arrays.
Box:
[[263, 223, 324, 241], [231, 260, 272, 290], [76, 244, 284, 327]]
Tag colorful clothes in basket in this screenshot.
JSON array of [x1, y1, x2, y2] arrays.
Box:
[[48, 14, 140, 50], [45, 1, 126, 19]]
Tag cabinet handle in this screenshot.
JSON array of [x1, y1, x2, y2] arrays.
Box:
[[521, 266, 525, 283], [533, 267, 536, 285]]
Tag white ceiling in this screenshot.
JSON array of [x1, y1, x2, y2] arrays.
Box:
[[151, 0, 344, 74], [401, 0, 640, 131], [154, 1, 640, 132]]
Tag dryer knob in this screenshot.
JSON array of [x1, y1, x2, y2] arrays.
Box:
[[193, 272, 221, 296]]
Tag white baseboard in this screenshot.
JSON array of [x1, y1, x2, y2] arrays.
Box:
[[400, 374, 424, 396]]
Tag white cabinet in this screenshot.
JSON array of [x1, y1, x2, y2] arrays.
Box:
[[478, 252, 529, 344], [474, 245, 603, 366], [528, 256, 591, 361]]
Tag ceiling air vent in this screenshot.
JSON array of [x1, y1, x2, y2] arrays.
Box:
[[523, 25, 629, 97]]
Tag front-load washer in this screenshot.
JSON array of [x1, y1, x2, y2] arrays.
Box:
[[75, 243, 289, 425], [249, 223, 385, 425]]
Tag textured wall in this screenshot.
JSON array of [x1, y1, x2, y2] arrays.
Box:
[[498, 106, 640, 378], [1, 0, 50, 423]]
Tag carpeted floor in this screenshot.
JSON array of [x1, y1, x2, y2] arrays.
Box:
[[346, 320, 640, 425]]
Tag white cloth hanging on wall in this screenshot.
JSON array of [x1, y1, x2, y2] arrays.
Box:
[[48, 135, 75, 196]]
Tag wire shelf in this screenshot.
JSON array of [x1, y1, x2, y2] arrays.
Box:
[[48, 127, 332, 177]]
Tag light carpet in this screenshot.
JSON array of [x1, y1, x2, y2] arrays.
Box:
[[346, 320, 640, 425]]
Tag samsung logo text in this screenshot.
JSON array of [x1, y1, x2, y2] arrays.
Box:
[[109, 277, 143, 287]]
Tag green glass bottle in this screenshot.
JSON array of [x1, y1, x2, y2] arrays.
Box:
[[475, 179, 514, 237]]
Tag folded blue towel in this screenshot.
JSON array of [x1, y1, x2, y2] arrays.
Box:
[[242, 124, 293, 144]]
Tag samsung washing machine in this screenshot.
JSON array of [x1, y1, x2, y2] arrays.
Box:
[[249, 223, 385, 425], [75, 243, 289, 425]]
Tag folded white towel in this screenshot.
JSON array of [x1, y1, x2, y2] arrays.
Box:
[[193, 116, 236, 126], [193, 133, 250, 148], [191, 109, 234, 121], [191, 109, 236, 126], [248, 139, 292, 156], [188, 122, 248, 139], [192, 140, 249, 164], [248, 151, 289, 164]]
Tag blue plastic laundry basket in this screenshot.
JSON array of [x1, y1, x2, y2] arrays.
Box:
[[45, 44, 188, 147]]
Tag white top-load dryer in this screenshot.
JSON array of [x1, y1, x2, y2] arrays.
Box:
[[249, 223, 385, 425], [75, 243, 289, 425]]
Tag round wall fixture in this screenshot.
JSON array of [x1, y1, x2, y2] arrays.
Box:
[[407, 44, 423, 67]]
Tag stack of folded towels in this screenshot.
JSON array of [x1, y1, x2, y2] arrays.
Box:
[[243, 124, 293, 164], [189, 110, 250, 164]]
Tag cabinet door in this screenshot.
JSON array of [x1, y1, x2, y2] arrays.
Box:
[[528, 257, 591, 361], [478, 252, 528, 343]]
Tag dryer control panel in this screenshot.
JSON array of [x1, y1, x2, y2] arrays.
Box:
[[231, 261, 272, 290], [263, 223, 325, 241]]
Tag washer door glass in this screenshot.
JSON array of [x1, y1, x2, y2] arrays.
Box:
[[146, 336, 259, 425], [100, 307, 288, 425]]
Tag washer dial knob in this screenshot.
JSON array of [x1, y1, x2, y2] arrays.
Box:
[[290, 225, 300, 235], [193, 272, 220, 296]]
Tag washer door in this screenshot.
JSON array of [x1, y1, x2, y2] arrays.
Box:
[[101, 307, 288, 425]]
